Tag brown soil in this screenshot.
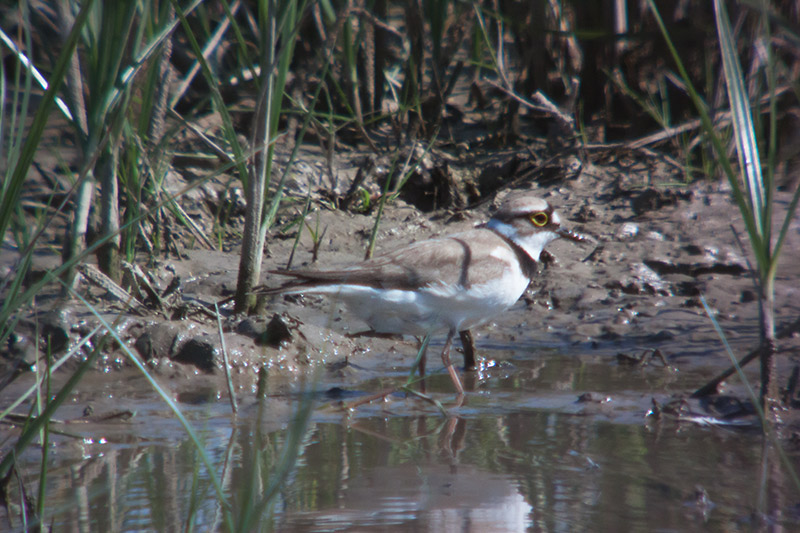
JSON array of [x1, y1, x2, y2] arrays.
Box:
[[4, 142, 800, 421]]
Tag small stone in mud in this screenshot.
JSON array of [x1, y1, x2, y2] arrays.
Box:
[[235, 317, 263, 339], [576, 392, 610, 403], [673, 280, 701, 296], [646, 330, 675, 342], [258, 314, 293, 348], [616, 222, 639, 239], [631, 187, 692, 216], [326, 359, 356, 377], [41, 307, 75, 353], [682, 297, 702, 308], [698, 395, 755, 419], [599, 325, 622, 340], [174, 337, 218, 372], [324, 387, 356, 400], [740, 289, 756, 303], [573, 203, 598, 223], [0, 332, 35, 381], [606, 263, 669, 296], [684, 244, 703, 255], [134, 323, 181, 360]]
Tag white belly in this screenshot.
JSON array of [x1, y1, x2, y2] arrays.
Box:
[[316, 264, 530, 335]]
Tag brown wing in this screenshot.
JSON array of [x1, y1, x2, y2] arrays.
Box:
[[266, 228, 516, 292]]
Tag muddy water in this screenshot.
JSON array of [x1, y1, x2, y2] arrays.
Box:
[[4, 345, 798, 532]]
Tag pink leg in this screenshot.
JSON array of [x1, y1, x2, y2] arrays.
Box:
[[441, 329, 465, 396]]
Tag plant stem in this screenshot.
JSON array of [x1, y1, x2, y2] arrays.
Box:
[[759, 281, 778, 410]]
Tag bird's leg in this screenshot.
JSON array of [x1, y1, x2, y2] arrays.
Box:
[[441, 329, 465, 396], [459, 330, 476, 370]]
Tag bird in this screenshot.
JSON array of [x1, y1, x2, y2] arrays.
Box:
[[262, 192, 587, 398]]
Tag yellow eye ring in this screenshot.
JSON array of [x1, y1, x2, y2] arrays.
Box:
[[530, 212, 549, 227]]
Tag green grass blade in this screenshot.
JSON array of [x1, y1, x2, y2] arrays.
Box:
[[714, 0, 765, 239], [0, 28, 73, 121]]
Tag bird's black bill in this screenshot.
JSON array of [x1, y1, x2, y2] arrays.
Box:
[[557, 227, 590, 243]]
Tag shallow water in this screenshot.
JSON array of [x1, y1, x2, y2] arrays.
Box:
[[3, 350, 799, 532]]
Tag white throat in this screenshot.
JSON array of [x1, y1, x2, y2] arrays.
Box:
[[486, 218, 558, 262]]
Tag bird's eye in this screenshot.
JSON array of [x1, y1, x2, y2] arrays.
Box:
[[530, 212, 549, 227]]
